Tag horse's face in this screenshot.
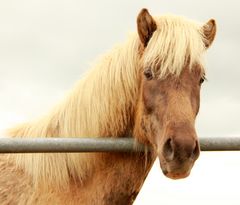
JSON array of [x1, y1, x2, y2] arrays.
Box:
[[134, 9, 216, 179], [139, 66, 203, 179]]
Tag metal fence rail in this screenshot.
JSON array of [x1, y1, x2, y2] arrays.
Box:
[[0, 137, 240, 153]]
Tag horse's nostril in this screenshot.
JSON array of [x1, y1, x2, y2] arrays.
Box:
[[192, 140, 200, 159], [163, 138, 174, 161]]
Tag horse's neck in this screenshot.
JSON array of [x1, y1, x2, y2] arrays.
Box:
[[7, 34, 144, 193]]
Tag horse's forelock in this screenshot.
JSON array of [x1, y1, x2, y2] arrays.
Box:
[[143, 15, 206, 79]]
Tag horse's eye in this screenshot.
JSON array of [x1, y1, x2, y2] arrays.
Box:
[[144, 69, 153, 80], [199, 77, 205, 85]]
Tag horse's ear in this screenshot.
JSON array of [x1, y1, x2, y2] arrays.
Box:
[[137, 8, 157, 47], [202, 19, 216, 48]]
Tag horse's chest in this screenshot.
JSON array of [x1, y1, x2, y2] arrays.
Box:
[[79, 152, 155, 205], [102, 189, 139, 205]]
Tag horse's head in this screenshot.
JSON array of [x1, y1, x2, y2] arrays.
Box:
[[133, 9, 216, 179]]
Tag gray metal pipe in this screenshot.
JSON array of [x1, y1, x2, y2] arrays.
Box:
[[200, 137, 240, 151], [0, 137, 239, 153], [0, 138, 144, 153]]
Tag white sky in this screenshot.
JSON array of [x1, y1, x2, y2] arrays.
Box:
[[0, 0, 240, 204]]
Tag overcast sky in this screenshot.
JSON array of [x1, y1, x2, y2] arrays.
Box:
[[0, 0, 240, 204]]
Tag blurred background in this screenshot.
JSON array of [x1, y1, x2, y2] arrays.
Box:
[[0, 0, 240, 204]]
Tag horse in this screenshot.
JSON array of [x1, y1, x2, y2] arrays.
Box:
[[0, 8, 216, 205]]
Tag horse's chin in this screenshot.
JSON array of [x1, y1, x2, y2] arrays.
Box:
[[163, 170, 190, 180], [159, 158, 193, 180]]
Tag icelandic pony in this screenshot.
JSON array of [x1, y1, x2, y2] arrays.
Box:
[[0, 9, 216, 205]]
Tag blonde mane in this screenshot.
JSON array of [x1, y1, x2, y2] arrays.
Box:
[[6, 14, 206, 189]]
